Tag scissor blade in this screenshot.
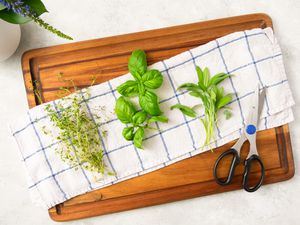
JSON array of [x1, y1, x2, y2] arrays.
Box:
[[258, 88, 266, 119], [246, 85, 260, 127]]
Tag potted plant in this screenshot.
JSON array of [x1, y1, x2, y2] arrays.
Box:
[[0, 0, 72, 61]]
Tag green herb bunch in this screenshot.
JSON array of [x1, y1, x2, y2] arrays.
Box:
[[115, 50, 168, 148], [0, 0, 72, 40], [44, 90, 110, 175], [171, 66, 233, 147]]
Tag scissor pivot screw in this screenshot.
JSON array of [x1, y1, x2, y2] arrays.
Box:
[[246, 124, 256, 135]]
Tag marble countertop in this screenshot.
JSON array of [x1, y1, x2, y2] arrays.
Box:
[[0, 0, 299, 224]]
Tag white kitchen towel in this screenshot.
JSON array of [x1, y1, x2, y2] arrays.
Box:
[[11, 27, 294, 208]]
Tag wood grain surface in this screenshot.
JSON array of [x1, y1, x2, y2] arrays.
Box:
[[21, 13, 294, 221]]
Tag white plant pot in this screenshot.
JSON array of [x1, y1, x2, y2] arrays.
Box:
[[0, 19, 21, 62]]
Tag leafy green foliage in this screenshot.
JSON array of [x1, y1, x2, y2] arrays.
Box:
[[132, 111, 147, 125], [115, 96, 136, 124], [128, 50, 147, 79], [171, 104, 197, 118], [44, 90, 110, 175], [133, 127, 144, 149], [0, 0, 72, 40], [139, 91, 161, 116], [115, 50, 168, 148], [172, 66, 233, 148], [142, 69, 163, 89], [116, 80, 139, 97], [0, 3, 6, 11], [122, 127, 135, 141], [0, 0, 47, 24], [148, 115, 168, 123], [41, 74, 114, 176]]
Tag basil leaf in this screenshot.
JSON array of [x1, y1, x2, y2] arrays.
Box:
[[128, 50, 147, 80], [134, 127, 144, 149], [115, 96, 136, 124], [171, 104, 197, 118], [117, 80, 138, 97], [148, 115, 168, 124], [122, 127, 135, 141], [137, 82, 145, 95], [139, 91, 161, 116], [216, 94, 232, 109], [142, 69, 163, 89], [0, 0, 47, 24], [132, 111, 147, 125]]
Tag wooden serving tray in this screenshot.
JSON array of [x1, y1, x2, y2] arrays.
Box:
[[21, 13, 294, 221]]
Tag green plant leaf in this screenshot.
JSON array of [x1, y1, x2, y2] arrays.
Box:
[[216, 86, 224, 102], [177, 83, 199, 91], [203, 67, 210, 87], [128, 50, 147, 80], [209, 86, 217, 102], [0, 0, 48, 24], [132, 111, 147, 125], [196, 66, 204, 85], [134, 127, 144, 149], [139, 91, 161, 116], [115, 96, 137, 124], [148, 115, 168, 124], [170, 104, 197, 118], [189, 91, 202, 98], [0, 3, 6, 11], [142, 69, 163, 89], [216, 94, 232, 109], [122, 127, 135, 141], [117, 80, 138, 97], [209, 73, 231, 86]]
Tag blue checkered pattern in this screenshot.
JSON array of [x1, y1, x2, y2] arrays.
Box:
[[11, 28, 294, 208]]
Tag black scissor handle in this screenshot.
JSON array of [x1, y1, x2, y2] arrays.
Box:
[[213, 148, 240, 186], [242, 154, 265, 192]]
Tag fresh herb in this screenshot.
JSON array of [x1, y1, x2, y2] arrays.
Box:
[[115, 50, 168, 148], [28, 80, 43, 104], [0, 0, 72, 40], [43, 75, 112, 175], [44, 92, 109, 175], [171, 66, 233, 148]]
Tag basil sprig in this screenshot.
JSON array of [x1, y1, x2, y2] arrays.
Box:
[[115, 50, 168, 148], [171, 66, 233, 147]]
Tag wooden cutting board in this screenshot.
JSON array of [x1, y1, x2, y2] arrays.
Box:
[[21, 13, 294, 221]]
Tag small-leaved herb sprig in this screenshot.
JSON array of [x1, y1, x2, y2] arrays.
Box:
[[115, 50, 168, 148], [171, 66, 233, 148], [43, 76, 113, 176]]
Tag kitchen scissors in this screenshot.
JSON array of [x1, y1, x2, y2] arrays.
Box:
[[213, 85, 265, 192]]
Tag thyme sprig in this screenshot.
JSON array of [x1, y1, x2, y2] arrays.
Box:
[[44, 91, 109, 175], [43, 74, 112, 175]]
